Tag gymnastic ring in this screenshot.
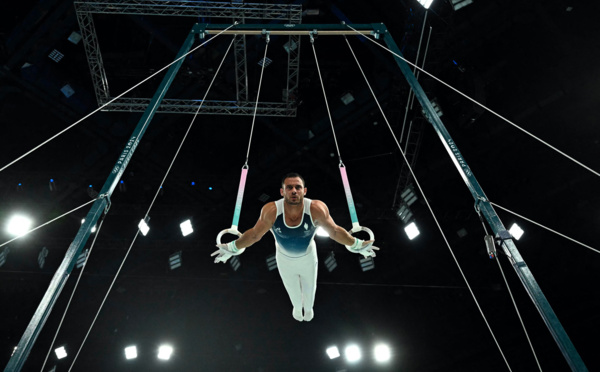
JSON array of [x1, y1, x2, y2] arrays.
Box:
[[216, 228, 242, 245], [345, 225, 375, 250]]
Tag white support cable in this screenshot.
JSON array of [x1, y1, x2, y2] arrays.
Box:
[[344, 24, 600, 179], [344, 35, 513, 371], [310, 34, 342, 161], [68, 35, 236, 370], [68, 230, 141, 372], [244, 35, 270, 164], [490, 201, 600, 254], [39, 217, 106, 372], [0, 198, 99, 249], [144, 36, 236, 217], [495, 252, 544, 371], [0, 22, 238, 174]]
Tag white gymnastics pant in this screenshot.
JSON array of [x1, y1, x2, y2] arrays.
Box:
[[275, 241, 318, 311]]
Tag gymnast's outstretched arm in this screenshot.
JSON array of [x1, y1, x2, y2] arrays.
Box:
[[234, 202, 277, 249], [310, 200, 374, 248]]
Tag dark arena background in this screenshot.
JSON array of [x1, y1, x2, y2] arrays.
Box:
[[1, 1, 599, 371]]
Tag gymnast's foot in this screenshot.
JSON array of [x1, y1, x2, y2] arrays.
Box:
[[293, 307, 303, 322], [303, 308, 314, 322]]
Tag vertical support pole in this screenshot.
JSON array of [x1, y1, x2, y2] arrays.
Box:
[[4, 24, 200, 372], [374, 23, 588, 371]]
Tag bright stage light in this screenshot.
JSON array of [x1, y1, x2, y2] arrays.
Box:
[[404, 222, 420, 240], [6, 215, 32, 237], [418, 0, 434, 9], [138, 218, 150, 236], [158, 345, 173, 360], [374, 344, 391, 363], [345, 344, 361, 362], [326, 346, 340, 359], [180, 220, 193, 236], [315, 226, 329, 237], [125, 345, 137, 360], [55, 346, 67, 359], [509, 223, 524, 240]]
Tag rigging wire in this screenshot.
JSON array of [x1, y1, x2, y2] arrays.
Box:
[[490, 202, 599, 254], [309, 33, 342, 163], [344, 24, 600, 180], [476, 211, 543, 371], [495, 254, 544, 371], [244, 34, 270, 165], [40, 216, 106, 372], [67, 34, 236, 370], [343, 34, 513, 371], [144, 36, 236, 217], [0, 22, 239, 175]]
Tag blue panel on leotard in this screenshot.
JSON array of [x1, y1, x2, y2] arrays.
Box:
[[271, 213, 317, 254]]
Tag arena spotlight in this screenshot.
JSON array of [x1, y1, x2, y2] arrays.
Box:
[[418, 0, 434, 9], [54, 346, 67, 359], [76, 249, 89, 269], [359, 256, 375, 272], [266, 253, 277, 271], [180, 220, 193, 236], [138, 217, 150, 236], [157, 345, 173, 360], [6, 215, 32, 237], [326, 346, 340, 359], [344, 344, 361, 362], [404, 222, 420, 240], [0, 247, 10, 268], [169, 251, 182, 270], [38, 247, 49, 269], [315, 226, 329, 237], [374, 344, 391, 363], [324, 251, 337, 272], [509, 223, 524, 240], [230, 255, 241, 271], [400, 186, 418, 206], [124, 345, 137, 360]]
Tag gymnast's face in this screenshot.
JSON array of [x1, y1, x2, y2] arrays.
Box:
[[281, 177, 306, 206]]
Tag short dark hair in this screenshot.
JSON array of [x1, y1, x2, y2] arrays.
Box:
[[281, 172, 305, 188]]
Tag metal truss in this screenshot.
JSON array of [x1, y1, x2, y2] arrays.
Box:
[[102, 97, 295, 116], [74, 0, 302, 19], [284, 33, 300, 106], [75, 11, 110, 105], [74, 0, 302, 117]]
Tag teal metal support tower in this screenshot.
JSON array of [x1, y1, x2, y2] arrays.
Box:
[[4, 23, 202, 372]]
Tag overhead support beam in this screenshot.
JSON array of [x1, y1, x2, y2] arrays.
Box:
[[102, 98, 296, 116], [74, 0, 302, 19]]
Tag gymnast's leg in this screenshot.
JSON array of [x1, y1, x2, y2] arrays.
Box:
[[276, 249, 304, 321], [299, 241, 318, 321]]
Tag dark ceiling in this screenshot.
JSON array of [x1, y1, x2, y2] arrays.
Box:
[[1, 0, 600, 371]]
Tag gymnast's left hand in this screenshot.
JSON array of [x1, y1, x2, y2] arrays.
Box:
[[211, 242, 245, 264]]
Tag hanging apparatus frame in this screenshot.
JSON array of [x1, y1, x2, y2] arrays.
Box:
[[6, 22, 587, 372]]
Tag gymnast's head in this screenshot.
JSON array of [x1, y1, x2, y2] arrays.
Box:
[[281, 172, 305, 188]]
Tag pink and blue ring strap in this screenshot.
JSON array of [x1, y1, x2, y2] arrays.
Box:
[[339, 165, 361, 231], [231, 166, 248, 230]]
